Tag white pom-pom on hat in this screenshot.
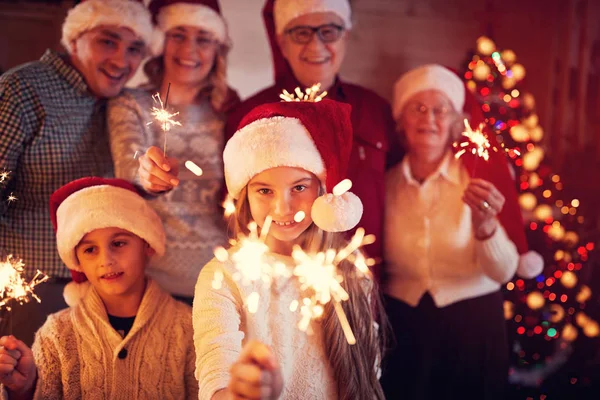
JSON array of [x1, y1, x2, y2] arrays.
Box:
[[516, 250, 544, 279]]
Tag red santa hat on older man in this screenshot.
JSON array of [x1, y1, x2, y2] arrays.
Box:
[[393, 64, 544, 279], [148, 0, 228, 55], [224, 99, 363, 233], [273, 0, 352, 35], [50, 177, 166, 306], [61, 0, 154, 54]]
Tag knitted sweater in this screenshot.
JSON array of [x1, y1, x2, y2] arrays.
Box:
[[193, 252, 338, 400], [108, 88, 229, 296], [5, 279, 197, 400]]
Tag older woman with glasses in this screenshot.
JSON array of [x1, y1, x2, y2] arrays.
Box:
[[107, 0, 239, 304], [381, 64, 522, 400], [225, 0, 401, 278]]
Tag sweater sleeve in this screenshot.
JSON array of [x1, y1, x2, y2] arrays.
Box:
[[475, 222, 519, 283], [193, 258, 245, 400], [107, 91, 149, 183], [31, 316, 64, 400], [185, 326, 200, 400]]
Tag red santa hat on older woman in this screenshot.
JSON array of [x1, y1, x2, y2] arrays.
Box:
[[273, 0, 352, 35], [50, 177, 166, 306], [393, 64, 544, 279], [224, 99, 363, 233], [148, 0, 228, 55], [61, 0, 154, 54]]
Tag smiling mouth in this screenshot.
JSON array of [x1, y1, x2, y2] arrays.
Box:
[[175, 58, 201, 68], [100, 69, 125, 82], [101, 271, 124, 280], [302, 57, 330, 65], [417, 128, 438, 135], [273, 220, 298, 227]]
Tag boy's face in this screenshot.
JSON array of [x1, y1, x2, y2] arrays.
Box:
[[75, 227, 153, 299]]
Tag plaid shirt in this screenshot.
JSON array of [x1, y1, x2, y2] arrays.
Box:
[[0, 50, 114, 278]]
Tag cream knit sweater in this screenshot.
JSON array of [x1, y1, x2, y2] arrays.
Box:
[[193, 252, 338, 400], [4, 279, 198, 400]]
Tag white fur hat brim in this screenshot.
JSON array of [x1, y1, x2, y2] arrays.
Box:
[[151, 3, 228, 56], [223, 116, 326, 199], [273, 0, 352, 35], [55, 185, 166, 272], [393, 64, 465, 120], [61, 0, 154, 54]]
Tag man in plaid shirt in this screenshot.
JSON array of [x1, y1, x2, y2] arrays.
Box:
[[0, 0, 154, 345]]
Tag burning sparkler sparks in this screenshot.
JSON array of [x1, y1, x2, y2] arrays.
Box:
[[147, 83, 181, 157], [280, 83, 328, 102], [222, 195, 236, 218], [6, 193, 17, 203], [454, 119, 496, 161], [0, 170, 9, 184], [0, 256, 48, 310]]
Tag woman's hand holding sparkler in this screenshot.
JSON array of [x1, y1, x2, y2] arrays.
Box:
[[462, 179, 505, 240], [0, 335, 36, 399], [221, 340, 283, 400], [138, 146, 180, 193]]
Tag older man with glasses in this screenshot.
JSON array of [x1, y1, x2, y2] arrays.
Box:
[[225, 0, 402, 279]]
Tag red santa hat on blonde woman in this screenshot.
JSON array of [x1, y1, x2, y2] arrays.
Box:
[[273, 0, 352, 35], [148, 0, 228, 55], [61, 0, 154, 54], [393, 64, 544, 279], [50, 177, 166, 306], [224, 99, 363, 233]]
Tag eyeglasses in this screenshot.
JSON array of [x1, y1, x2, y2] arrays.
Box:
[[166, 32, 217, 50], [285, 24, 344, 44], [405, 103, 451, 119]]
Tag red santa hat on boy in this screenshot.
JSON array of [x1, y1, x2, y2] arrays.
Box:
[[148, 0, 228, 55], [393, 64, 544, 279], [273, 0, 352, 35], [50, 177, 166, 306], [224, 99, 363, 233], [61, 0, 154, 54]]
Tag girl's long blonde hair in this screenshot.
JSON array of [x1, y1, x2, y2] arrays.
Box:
[[143, 40, 230, 111], [231, 186, 387, 400]]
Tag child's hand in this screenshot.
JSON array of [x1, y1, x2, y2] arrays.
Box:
[[228, 340, 283, 400], [138, 146, 180, 193], [0, 335, 37, 397]]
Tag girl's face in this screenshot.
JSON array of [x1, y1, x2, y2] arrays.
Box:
[[163, 25, 218, 87], [398, 89, 458, 161], [247, 167, 320, 253]]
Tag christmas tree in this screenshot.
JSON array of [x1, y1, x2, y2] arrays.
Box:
[[460, 36, 600, 398]]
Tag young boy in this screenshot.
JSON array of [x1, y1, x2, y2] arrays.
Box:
[[0, 177, 197, 399]]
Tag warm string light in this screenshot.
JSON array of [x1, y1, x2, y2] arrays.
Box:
[[0, 256, 49, 310]]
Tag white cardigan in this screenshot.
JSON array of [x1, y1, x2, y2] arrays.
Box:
[[193, 251, 338, 400], [384, 153, 519, 307]]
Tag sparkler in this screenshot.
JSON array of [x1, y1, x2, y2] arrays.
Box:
[[0, 256, 48, 310], [453, 119, 495, 161], [280, 83, 328, 102], [147, 83, 181, 157], [0, 170, 9, 184]]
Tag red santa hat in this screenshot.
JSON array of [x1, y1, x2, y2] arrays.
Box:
[[273, 0, 352, 35], [50, 177, 166, 306], [223, 99, 363, 233], [148, 0, 228, 55], [393, 64, 544, 279], [61, 0, 154, 54]]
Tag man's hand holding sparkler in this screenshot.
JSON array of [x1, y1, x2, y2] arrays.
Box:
[[0, 335, 36, 399], [462, 179, 506, 240], [138, 146, 180, 193]]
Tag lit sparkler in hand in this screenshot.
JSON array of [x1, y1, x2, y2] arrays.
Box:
[[0, 255, 49, 310], [453, 119, 496, 161], [211, 216, 291, 313], [147, 83, 181, 157], [291, 227, 376, 345], [280, 83, 328, 102]]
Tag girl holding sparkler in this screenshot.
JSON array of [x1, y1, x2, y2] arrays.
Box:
[[194, 99, 386, 400], [0, 177, 196, 399], [381, 64, 542, 399], [108, 0, 239, 303]]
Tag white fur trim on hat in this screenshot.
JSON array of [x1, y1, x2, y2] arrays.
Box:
[[61, 0, 154, 54], [151, 3, 227, 55], [55, 185, 166, 272], [63, 281, 92, 307], [393, 64, 465, 120], [274, 0, 352, 35], [311, 192, 363, 232], [223, 116, 326, 199], [516, 250, 544, 279]]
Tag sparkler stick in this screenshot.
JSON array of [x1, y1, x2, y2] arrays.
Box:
[[147, 83, 181, 158]]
